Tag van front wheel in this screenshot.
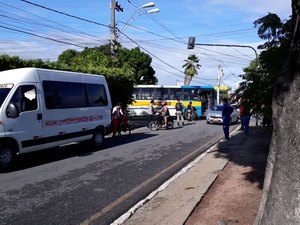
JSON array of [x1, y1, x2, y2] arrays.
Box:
[[92, 130, 104, 148], [0, 144, 16, 169]]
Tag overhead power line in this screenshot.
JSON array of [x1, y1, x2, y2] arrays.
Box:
[[0, 24, 86, 48], [0, 2, 106, 42], [20, 0, 109, 28]]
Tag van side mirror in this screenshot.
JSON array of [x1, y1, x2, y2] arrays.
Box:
[[6, 103, 20, 118]]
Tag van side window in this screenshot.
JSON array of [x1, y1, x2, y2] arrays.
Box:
[[86, 83, 108, 107], [43, 81, 86, 109], [43, 81, 56, 109], [54, 81, 85, 108], [43, 81, 109, 109], [9, 85, 37, 112]]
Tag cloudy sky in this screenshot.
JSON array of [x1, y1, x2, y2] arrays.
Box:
[[0, 0, 292, 88]]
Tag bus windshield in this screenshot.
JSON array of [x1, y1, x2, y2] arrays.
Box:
[[0, 84, 13, 108]]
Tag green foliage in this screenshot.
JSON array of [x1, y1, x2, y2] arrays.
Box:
[[236, 14, 292, 119], [57, 49, 79, 65], [182, 54, 201, 85], [118, 47, 157, 84], [0, 54, 25, 71]]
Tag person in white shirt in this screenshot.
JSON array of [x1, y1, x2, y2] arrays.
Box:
[[112, 102, 123, 137], [147, 100, 156, 127]]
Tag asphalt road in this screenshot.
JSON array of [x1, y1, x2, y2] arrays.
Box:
[[0, 118, 238, 225]]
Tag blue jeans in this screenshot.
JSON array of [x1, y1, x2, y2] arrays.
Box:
[[223, 117, 230, 139], [241, 115, 251, 135]]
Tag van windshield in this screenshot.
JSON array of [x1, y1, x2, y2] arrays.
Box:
[[0, 84, 13, 108]]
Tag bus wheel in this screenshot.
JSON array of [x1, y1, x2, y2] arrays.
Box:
[[184, 110, 197, 121], [0, 143, 16, 169], [92, 130, 104, 148]]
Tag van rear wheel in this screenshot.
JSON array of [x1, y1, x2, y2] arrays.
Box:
[[92, 130, 104, 148], [0, 144, 16, 169]]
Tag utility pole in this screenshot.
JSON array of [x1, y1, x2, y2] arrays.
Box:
[[110, 0, 123, 55], [110, 0, 116, 55], [217, 65, 223, 105]]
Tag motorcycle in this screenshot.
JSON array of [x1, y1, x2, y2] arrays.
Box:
[[149, 112, 174, 131]]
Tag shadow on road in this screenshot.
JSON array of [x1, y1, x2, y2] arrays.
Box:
[[2, 131, 157, 173]]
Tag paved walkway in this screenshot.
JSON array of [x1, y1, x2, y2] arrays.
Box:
[[111, 120, 272, 225]]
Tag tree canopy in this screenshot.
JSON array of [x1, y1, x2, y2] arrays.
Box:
[[182, 54, 201, 85], [235, 13, 292, 120], [255, 0, 300, 223]]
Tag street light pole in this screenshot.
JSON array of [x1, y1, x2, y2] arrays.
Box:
[[110, 0, 116, 55], [189, 41, 259, 72], [110, 0, 123, 55], [120, 3, 159, 33], [217, 65, 224, 105]]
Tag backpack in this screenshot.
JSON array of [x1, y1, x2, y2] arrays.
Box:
[[175, 102, 183, 111]]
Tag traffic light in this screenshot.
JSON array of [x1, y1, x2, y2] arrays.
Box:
[[115, 2, 123, 12], [187, 37, 196, 49]]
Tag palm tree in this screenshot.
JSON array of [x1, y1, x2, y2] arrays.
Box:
[[182, 54, 201, 85]]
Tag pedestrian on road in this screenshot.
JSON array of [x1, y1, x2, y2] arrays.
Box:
[[239, 99, 252, 135], [147, 100, 156, 127], [112, 102, 123, 138], [160, 100, 170, 127], [186, 101, 193, 121], [175, 99, 184, 126], [222, 98, 233, 140]]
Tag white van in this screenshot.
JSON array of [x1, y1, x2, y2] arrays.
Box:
[[0, 68, 112, 168]]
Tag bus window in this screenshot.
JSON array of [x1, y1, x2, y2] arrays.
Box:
[[162, 88, 170, 100], [132, 88, 141, 100], [141, 88, 155, 100], [169, 88, 181, 100], [156, 88, 163, 100]]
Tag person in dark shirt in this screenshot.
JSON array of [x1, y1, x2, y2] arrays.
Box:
[[239, 99, 251, 135], [222, 98, 233, 140], [175, 99, 184, 126], [186, 101, 193, 121]]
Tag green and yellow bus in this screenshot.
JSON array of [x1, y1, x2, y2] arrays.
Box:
[[128, 85, 228, 119]]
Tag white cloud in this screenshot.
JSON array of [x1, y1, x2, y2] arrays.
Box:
[[206, 0, 291, 18]]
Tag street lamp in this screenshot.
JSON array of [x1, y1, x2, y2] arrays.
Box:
[[217, 65, 224, 105], [120, 2, 160, 33]]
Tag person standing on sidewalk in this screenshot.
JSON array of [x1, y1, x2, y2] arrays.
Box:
[[239, 99, 251, 135], [175, 99, 185, 126], [222, 98, 233, 140]]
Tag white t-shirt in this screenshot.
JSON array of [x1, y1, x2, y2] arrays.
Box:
[[112, 106, 123, 119], [148, 103, 154, 115]]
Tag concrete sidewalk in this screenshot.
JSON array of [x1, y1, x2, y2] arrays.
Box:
[[112, 121, 271, 225]]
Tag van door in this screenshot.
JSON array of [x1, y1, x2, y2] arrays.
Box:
[[5, 84, 43, 152]]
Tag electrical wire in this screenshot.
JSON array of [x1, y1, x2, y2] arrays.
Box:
[[20, 0, 109, 28], [6, 0, 254, 85], [0, 24, 86, 48]]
